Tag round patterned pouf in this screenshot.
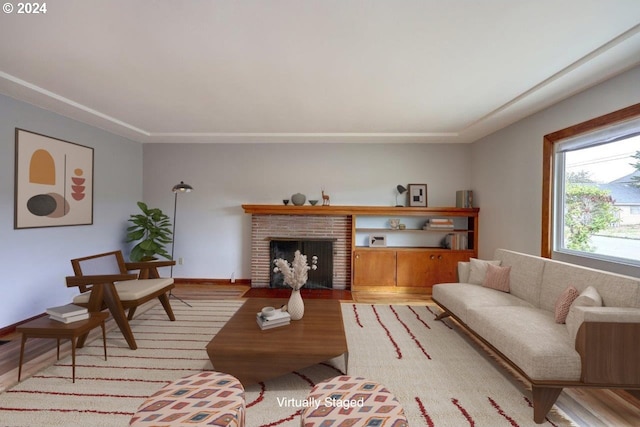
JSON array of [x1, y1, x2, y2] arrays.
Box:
[[129, 371, 245, 427], [301, 375, 408, 427]]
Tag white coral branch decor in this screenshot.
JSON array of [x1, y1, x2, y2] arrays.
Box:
[[273, 250, 318, 291]]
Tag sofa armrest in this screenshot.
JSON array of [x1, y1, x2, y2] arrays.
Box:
[[573, 307, 640, 386]]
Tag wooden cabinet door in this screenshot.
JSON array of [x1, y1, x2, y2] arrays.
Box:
[[396, 250, 437, 287], [396, 250, 472, 288], [353, 250, 396, 287], [438, 252, 472, 283]]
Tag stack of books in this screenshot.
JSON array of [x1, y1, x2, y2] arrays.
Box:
[[442, 233, 468, 250], [424, 218, 454, 230], [46, 303, 89, 324], [256, 310, 291, 330]]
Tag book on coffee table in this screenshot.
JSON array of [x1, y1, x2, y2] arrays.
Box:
[[256, 310, 290, 330]]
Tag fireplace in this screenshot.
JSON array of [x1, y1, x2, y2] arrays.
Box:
[[270, 239, 334, 289], [248, 213, 351, 289]]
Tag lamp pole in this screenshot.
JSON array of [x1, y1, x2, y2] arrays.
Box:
[[170, 181, 193, 307]]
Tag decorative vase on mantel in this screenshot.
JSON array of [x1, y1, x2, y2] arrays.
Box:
[[291, 193, 306, 206], [287, 288, 305, 320]]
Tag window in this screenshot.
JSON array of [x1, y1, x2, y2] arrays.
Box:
[[543, 103, 640, 273]]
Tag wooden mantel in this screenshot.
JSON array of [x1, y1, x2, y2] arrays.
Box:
[[242, 204, 479, 216]]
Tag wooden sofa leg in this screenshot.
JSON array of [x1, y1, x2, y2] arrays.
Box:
[[531, 385, 562, 424], [127, 307, 137, 320], [159, 293, 176, 321], [435, 312, 451, 321]]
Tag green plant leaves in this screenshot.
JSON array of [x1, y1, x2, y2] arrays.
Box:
[[126, 201, 173, 262]]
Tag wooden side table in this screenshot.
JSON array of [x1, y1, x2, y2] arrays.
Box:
[[17, 312, 109, 383]]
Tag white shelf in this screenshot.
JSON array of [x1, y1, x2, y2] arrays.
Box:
[[355, 228, 472, 233]]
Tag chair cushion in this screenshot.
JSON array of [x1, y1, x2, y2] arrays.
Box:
[[73, 278, 174, 304]]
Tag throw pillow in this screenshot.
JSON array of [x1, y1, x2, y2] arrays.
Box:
[[482, 264, 511, 292], [572, 285, 602, 308], [554, 285, 579, 324], [566, 286, 603, 341], [468, 258, 502, 285], [458, 262, 470, 283]]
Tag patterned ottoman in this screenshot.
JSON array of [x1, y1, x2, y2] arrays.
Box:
[[301, 376, 408, 427], [129, 371, 245, 427]]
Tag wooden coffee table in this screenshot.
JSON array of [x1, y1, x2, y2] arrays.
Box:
[[206, 298, 348, 385]]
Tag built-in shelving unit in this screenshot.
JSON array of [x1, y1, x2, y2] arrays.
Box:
[[242, 205, 479, 295], [349, 207, 478, 293]]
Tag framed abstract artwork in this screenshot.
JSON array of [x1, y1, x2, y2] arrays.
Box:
[[408, 183, 427, 207], [14, 129, 94, 229]]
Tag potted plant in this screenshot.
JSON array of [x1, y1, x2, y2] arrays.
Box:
[[126, 201, 173, 262]]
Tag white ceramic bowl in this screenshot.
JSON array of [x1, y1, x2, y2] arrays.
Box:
[[261, 306, 276, 317]]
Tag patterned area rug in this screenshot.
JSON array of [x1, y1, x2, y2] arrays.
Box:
[[0, 301, 575, 426]]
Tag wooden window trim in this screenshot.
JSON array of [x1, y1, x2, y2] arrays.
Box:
[[541, 103, 640, 258]]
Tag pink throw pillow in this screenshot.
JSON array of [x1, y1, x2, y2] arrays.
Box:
[[482, 264, 511, 292], [555, 286, 579, 324]]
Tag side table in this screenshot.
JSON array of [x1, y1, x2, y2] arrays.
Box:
[[17, 311, 109, 383]]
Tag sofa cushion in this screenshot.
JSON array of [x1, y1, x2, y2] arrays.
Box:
[[468, 258, 502, 285], [432, 283, 534, 325], [554, 286, 579, 323], [467, 306, 582, 381], [482, 264, 511, 292], [494, 249, 545, 307]]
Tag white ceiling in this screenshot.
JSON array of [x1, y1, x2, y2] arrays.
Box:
[[1, 0, 640, 144]]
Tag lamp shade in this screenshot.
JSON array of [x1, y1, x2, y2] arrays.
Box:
[[396, 185, 407, 194], [172, 181, 193, 193]]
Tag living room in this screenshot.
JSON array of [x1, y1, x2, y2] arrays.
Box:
[[1, 2, 640, 426]]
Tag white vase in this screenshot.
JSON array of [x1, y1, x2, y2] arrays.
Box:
[[287, 289, 305, 320]]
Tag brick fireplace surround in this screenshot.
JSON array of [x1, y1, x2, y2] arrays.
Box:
[[249, 214, 352, 289]]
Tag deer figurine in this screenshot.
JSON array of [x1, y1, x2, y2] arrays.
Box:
[[321, 189, 330, 206]]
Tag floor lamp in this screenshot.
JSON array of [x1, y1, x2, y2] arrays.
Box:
[[170, 181, 193, 307]]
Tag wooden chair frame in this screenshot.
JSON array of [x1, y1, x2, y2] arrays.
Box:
[[66, 250, 176, 350]]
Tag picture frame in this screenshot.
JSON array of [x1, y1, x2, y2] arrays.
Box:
[[14, 128, 94, 229], [408, 183, 427, 207], [369, 234, 387, 247]]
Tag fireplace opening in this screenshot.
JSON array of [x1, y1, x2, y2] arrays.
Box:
[[269, 239, 334, 289]]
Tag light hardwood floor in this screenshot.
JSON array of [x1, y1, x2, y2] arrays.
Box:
[[1, 283, 638, 426]]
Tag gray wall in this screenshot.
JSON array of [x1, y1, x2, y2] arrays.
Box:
[[142, 143, 472, 279], [471, 64, 640, 276], [0, 94, 142, 328]]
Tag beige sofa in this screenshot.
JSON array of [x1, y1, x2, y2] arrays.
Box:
[[432, 248, 640, 423]]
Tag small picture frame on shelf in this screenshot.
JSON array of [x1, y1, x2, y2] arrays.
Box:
[[369, 234, 387, 247], [408, 184, 427, 207]]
